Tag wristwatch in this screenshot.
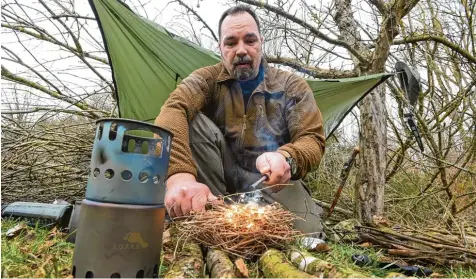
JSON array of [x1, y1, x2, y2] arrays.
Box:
[[278, 150, 297, 177]]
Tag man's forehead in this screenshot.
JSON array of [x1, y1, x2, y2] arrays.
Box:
[[220, 12, 259, 37]]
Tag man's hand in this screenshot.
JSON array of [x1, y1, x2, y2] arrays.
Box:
[[255, 152, 291, 192], [165, 173, 220, 218]]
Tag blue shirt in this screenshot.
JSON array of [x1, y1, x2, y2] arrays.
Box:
[[239, 64, 264, 108]]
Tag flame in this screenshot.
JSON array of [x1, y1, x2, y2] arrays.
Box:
[[221, 203, 268, 231]]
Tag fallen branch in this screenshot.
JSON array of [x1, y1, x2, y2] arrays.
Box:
[[313, 199, 353, 216], [259, 249, 316, 278], [356, 225, 476, 267], [162, 226, 205, 278], [206, 248, 239, 278], [286, 248, 336, 277]]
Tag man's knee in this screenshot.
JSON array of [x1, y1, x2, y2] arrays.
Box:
[[263, 181, 325, 237], [189, 113, 222, 145], [188, 113, 228, 195]]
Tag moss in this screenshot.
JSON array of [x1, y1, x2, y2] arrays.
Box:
[[259, 249, 315, 278]]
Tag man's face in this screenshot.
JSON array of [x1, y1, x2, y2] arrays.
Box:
[[219, 12, 263, 81]]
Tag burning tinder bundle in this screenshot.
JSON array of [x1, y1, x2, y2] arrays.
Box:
[[174, 202, 302, 258]]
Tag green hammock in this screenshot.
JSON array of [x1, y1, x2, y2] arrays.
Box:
[[89, 0, 392, 137]]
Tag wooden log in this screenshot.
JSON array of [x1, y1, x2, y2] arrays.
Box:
[[163, 226, 205, 278], [163, 240, 204, 278], [259, 249, 316, 278], [286, 247, 367, 278], [387, 249, 420, 257], [206, 248, 238, 278], [286, 248, 336, 277]]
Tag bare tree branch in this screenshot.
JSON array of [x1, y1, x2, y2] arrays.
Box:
[[393, 34, 476, 64], [237, 0, 370, 66], [265, 55, 358, 78], [1, 24, 108, 64], [174, 0, 218, 42], [368, 0, 388, 14], [1, 66, 104, 118], [51, 14, 96, 21]]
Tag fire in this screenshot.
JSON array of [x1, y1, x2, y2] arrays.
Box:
[[175, 202, 300, 258], [220, 202, 267, 231]]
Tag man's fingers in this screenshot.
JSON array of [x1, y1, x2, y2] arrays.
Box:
[[208, 193, 224, 206], [167, 205, 175, 218], [256, 154, 271, 173], [211, 198, 224, 206], [180, 199, 192, 216], [260, 165, 270, 174], [172, 200, 183, 217], [167, 200, 177, 218], [191, 194, 208, 212], [283, 172, 291, 184], [165, 194, 177, 217], [268, 160, 284, 185], [270, 172, 283, 185]]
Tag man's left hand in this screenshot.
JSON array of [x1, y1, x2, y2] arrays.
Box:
[[255, 152, 291, 192]]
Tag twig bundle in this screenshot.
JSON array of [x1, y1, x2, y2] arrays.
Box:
[[357, 225, 476, 267], [174, 202, 302, 258]]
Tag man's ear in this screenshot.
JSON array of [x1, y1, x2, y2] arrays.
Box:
[[260, 35, 264, 44]]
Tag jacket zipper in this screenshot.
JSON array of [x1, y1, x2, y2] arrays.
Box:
[[241, 87, 257, 147], [240, 85, 261, 163], [241, 115, 247, 146]]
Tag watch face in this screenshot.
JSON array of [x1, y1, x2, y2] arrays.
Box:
[[287, 157, 296, 175]]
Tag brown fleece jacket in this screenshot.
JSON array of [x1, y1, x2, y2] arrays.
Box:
[[155, 60, 325, 180]]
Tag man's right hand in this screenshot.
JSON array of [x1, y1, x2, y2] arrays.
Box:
[[164, 173, 220, 218]]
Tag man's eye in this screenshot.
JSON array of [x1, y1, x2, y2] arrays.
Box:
[[225, 42, 236, 46], [246, 40, 256, 44]]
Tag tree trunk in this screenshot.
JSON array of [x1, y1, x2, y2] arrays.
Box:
[[356, 85, 387, 222], [333, 0, 387, 224], [332, 0, 422, 224]]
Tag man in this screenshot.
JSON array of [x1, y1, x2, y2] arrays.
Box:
[[155, 5, 326, 235]]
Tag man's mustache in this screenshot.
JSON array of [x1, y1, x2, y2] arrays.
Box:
[[233, 56, 253, 66]]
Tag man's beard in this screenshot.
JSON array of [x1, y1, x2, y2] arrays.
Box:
[[232, 56, 257, 81]]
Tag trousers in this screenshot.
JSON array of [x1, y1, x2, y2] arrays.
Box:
[[188, 113, 325, 237]]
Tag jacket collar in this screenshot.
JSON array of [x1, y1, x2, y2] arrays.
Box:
[[216, 58, 285, 93]]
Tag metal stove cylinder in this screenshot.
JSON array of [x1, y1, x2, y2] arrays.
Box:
[[72, 118, 173, 278]]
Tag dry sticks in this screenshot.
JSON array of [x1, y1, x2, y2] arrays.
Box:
[[357, 225, 476, 267], [174, 202, 302, 259]]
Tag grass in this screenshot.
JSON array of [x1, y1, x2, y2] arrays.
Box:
[[1, 219, 74, 278], [305, 242, 476, 278], [2, 219, 475, 278], [309, 242, 386, 277]]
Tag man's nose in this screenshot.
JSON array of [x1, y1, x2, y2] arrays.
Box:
[[236, 41, 247, 57]]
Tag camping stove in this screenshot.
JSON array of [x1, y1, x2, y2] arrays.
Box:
[[72, 118, 173, 278]]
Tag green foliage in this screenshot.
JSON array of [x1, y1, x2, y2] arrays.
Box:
[[1, 219, 74, 278], [306, 140, 476, 226], [2, 219, 475, 278], [307, 242, 475, 278]]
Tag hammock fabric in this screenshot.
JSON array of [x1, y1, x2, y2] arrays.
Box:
[[89, 0, 392, 137]]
